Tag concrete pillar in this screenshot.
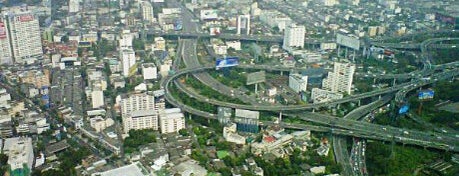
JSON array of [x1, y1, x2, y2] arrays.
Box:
[[280, 71, 283, 76], [312, 109, 315, 113], [337, 104, 341, 109], [358, 100, 361, 106], [255, 83, 258, 93], [373, 78, 376, 84], [393, 78, 396, 86], [278, 111, 282, 123], [379, 95, 381, 100], [352, 49, 356, 62]]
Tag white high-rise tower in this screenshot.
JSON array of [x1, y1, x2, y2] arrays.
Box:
[[237, 15, 251, 35], [322, 62, 356, 94], [283, 23, 305, 50], [5, 10, 43, 64]]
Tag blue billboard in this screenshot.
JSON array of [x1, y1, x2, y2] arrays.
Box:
[[398, 105, 409, 114], [418, 90, 434, 100], [216, 57, 239, 69]]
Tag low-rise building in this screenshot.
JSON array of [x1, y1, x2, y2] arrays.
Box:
[[3, 137, 34, 175], [159, 108, 185, 134], [223, 123, 246, 145], [90, 116, 115, 132], [311, 88, 344, 103]]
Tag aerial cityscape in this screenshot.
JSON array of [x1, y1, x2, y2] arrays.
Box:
[[0, 0, 458, 175]]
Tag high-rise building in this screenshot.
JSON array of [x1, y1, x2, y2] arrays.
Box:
[[120, 49, 136, 77], [237, 15, 251, 35], [289, 73, 308, 93], [322, 62, 355, 95], [68, 0, 79, 13], [120, 92, 155, 116], [121, 93, 158, 133], [283, 23, 305, 50], [0, 17, 13, 65], [3, 10, 43, 64], [140, 1, 154, 23]]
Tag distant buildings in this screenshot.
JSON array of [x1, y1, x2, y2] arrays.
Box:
[[283, 23, 305, 50], [289, 73, 308, 93], [18, 69, 51, 89]]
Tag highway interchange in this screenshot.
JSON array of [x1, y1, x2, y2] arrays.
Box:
[[159, 1, 459, 175]]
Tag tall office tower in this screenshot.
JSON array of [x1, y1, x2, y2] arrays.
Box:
[[120, 92, 155, 116], [237, 14, 251, 35], [0, 17, 13, 65], [121, 93, 157, 133], [120, 49, 136, 77], [140, 1, 154, 23], [4, 10, 43, 64], [322, 62, 356, 95], [69, 0, 79, 13], [282, 23, 305, 50]]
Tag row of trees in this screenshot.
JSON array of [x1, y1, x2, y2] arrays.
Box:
[[123, 129, 157, 154]]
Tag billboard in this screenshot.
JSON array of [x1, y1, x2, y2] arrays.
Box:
[[216, 57, 239, 69], [18, 14, 34, 22], [200, 9, 218, 20], [418, 90, 434, 100], [398, 105, 409, 114], [336, 33, 360, 50], [0, 21, 6, 39], [247, 71, 266, 85]]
